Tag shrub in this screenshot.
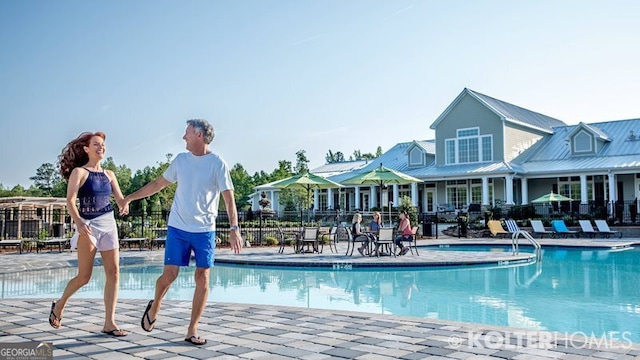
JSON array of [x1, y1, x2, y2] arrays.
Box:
[[263, 235, 278, 246]]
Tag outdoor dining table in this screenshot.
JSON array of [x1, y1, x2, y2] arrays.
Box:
[[362, 230, 380, 256]]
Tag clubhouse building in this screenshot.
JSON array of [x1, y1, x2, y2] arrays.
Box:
[[253, 88, 640, 219]]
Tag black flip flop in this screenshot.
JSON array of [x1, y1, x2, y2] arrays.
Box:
[[49, 301, 61, 329], [185, 335, 207, 345], [102, 329, 127, 337], [141, 300, 156, 332]]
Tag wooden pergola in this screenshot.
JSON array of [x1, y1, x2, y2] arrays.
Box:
[[0, 197, 68, 239]]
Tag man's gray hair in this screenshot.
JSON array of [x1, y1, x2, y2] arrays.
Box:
[[187, 119, 215, 144]]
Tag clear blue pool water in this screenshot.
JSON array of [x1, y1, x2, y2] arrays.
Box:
[[2, 246, 639, 342]]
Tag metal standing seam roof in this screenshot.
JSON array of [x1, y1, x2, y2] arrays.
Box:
[[467, 89, 567, 133], [431, 88, 567, 134], [514, 118, 640, 165], [326, 141, 420, 183]]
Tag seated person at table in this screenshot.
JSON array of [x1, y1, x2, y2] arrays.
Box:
[[394, 210, 412, 256], [352, 213, 373, 256], [369, 211, 383, 233], [363, 212, 384, 255]]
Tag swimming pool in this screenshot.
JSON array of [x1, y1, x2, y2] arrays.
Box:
[[2, 247, 639, 342]]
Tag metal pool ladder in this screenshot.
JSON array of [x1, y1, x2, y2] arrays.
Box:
[[505, 219, 541, 258]]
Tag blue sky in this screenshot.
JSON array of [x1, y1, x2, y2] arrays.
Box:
[[1, 0, 639, 188]]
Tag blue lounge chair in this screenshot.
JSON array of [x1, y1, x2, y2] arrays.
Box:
[[551, 220, 578, 238]]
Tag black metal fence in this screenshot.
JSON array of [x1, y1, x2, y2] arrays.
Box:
[[2, 199, 638, 241]]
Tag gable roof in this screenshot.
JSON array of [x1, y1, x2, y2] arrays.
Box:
[[567, 122, 611, 142], [430, 88, 566, 134], [327, 141, 432, 183], [406, 140, 435, 155], [513, 118, 640, 174]]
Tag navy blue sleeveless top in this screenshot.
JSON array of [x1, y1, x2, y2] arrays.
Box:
[[77, 168, 113, 219]]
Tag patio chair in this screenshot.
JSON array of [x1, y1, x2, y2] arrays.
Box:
[[551, 220, 578, 238], [119, 237, 147, 251], [405, 226, 420, 256], [593, 220, 623, 238], [487, 220, 510, 238], [300, 227, 320, 253], [343, 226, 357, 256], [37, 237, 70, 253], [276, 226, 298, 254], [318, 226, 338, 253], [530, 220, 555, 238], [578, 220, 599, 238], [0, 239, 27, 254], [150, 237, 166, 250], [374, 228, 395, 257], [504, 219, 530, 237]]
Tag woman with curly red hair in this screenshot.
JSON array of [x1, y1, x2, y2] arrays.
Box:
[[49, 131, 129, 337]]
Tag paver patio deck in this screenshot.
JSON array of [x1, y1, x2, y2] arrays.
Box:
[[1, 237, 638, 359]]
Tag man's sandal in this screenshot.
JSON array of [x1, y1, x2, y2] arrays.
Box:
[[141, 300, 156, 332]]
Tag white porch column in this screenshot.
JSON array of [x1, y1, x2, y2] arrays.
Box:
[[354, 186, 361, 210], [482, 177, 489, 206], [313, 189, 319, 211], [411, 183, 418, 207], [521, 178, 529, 204], [580, 175, 588, 204], [393, 185, 399, 205], [327, 188, 333, 210], [269, 190, 277, 211], [370, 185, 377, 209], [505, 175, 514, 205], [608, 172, 616, 215]]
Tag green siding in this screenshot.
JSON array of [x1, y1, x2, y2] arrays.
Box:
[[504, 123, 545, 162], [434, 94, 504, 165]]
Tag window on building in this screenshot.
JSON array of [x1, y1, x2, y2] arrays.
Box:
[[445, 139, 456, 164], [318, 194, 328, 210], [408, 147, 423, 166], [445, 127, 493, 164], [446, 180, 468, 209], [573, 130, 593, 153], [470, 179, 493, 204], [398, 185, 411, 201], [558, 176, 595, 201]]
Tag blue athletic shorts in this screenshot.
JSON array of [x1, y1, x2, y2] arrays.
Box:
[[164, 226, 216, 268]]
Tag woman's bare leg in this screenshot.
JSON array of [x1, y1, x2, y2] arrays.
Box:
[[100, 247, 125, 334], [51, 235, 97, 326]]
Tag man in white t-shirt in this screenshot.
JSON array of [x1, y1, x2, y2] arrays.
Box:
[[121, 119, 242, 346]]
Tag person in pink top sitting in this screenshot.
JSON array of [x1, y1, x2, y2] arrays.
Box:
[[394, 210, 412, 256]]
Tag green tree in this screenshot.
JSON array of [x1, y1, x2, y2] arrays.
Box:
[[375, 146, 383, 157], [252, 170, 271, 189], [8, 184, 26, 196], [230, 163, 254, 210], [51, 180, 67, 198], [130, 154, 175, 212], [102, 157, 132, 195], [295, 150, 309, 174], [350, 149, 377, 161], [29, 163, 61, 195], [270, 160, 292, 181], [325, 150, 345, 163], [398, 195, 418, 227]]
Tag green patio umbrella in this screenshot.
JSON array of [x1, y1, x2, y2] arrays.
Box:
[[271, 172, 343, 223], [342, 164, 421, 224], [530, 192, 573, 203]]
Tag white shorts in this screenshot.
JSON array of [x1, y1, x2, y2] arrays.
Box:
[[70, 212, 119, 252]]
